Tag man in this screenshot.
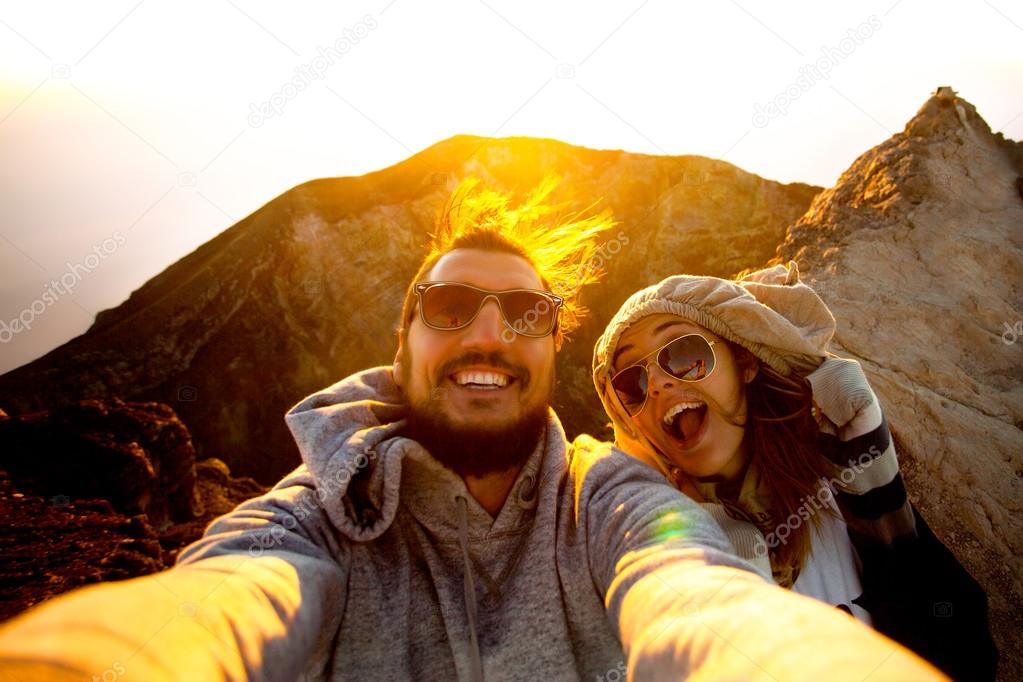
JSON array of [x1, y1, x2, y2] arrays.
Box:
[[0, 178, 941, 681]]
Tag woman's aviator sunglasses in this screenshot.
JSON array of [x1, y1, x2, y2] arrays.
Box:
[[413, 281, 564, 338], [611, 334, 718, 416]]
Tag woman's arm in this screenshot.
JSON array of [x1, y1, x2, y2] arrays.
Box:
[[571, 436, 946, 681], [806, 355, 998, 681], [807, 355, 916, 545]]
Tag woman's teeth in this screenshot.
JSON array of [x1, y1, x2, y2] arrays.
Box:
[[663, 400, 706, 425], [453, 371, 510, 389]]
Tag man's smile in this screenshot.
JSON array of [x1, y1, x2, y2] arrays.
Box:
[[450, 368, 514, 390]]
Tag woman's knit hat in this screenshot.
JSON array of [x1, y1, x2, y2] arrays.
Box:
[[591, 261, 836, 475]]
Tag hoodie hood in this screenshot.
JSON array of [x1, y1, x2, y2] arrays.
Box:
[[284, 366, 423, 541], [284, 365, 551, 545], [591, 261, 836, 476]]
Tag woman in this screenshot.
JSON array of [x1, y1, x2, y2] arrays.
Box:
[[590, 261, 996, 680]]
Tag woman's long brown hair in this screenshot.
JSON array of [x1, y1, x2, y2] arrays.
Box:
[[730, 344, 838, 576]]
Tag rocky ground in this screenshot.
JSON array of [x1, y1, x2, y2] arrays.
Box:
[[0, 402, 266, 623]]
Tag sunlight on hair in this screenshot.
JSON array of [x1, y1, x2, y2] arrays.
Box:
[[427, 175, 617, 337]]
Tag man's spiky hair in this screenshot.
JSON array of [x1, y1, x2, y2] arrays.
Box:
[[399, 175, 617, 341]]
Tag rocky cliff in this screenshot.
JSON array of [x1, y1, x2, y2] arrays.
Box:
[[775, 86, 1022, 678], [0, 138, 818, 483]]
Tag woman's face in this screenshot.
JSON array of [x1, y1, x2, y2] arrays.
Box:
[[611, 314, 755, 480]]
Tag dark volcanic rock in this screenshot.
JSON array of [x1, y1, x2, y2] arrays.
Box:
[[0, 137, 821, 484], [0, 398, 269, 623], [0, 470, 165, 622], [0, 457, 267, 624], [0, 399, 199, 529], [157, 457, 267, 564]]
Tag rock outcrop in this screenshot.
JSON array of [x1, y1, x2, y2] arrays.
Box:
[[0, 399, 199, 529], [775, 86, 1023, 678], [0, 139, 819, 483], [0, 472, 164, 622], [0, 399, 267, 622]]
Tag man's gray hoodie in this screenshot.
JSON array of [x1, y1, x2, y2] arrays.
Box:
[[176, 365, 754, 679], [0, 367, 941, 681]]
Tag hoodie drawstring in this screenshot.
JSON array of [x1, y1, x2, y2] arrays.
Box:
[[455, 495, 484, 682]]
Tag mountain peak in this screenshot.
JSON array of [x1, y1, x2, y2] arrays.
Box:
[[903, 85, 993, 142], [778, 86, 1022, 263]]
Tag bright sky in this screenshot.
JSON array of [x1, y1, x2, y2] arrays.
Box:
[[1, 0, 1021, 374]]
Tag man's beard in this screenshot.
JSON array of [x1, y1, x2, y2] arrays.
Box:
[[404, 400, 549, 478], [400, 350, 552, 478]]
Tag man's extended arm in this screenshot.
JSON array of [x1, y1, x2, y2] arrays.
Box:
[[572, 436, 946, 681], [0, 467, 348, 682]]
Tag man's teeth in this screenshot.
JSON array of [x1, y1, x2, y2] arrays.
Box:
[[663, 400, 706, 425], [453, 371, 510, 388]]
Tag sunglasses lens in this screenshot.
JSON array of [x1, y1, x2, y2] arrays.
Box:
[[660, 335, 715, 381], [611, 366, 648, 414], [499, 290, 558, 336], [419, 284, 483, 329]]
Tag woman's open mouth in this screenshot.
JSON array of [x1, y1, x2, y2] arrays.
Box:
[[661, 400, 709, 450]]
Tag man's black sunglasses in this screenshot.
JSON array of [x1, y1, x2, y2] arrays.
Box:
[[413, 281, 563, 338]]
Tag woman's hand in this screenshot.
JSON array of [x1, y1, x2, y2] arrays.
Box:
[[805, 354, 878, 437]]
